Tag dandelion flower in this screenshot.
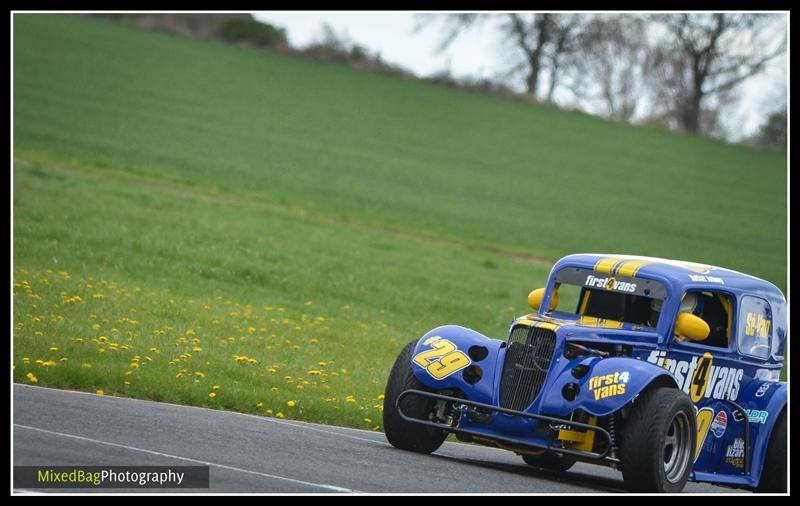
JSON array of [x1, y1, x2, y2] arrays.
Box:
[[212, 385, 221, 390], [96, 390, 104, 395], [49, 346, 59, 352], [256, 402, 264, 408], [287, 400, 296, 407], [377, 394, 385, 400], [364, 418, 372, 423], [208, 392, 217, 399], [275, 412, 285, 418], [81, 363, 92, 369]]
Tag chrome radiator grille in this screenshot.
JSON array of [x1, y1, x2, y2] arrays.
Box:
[[499, 325, 557, 411]]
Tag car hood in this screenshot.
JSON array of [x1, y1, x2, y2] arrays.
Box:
[[514, 312, 662, 346]]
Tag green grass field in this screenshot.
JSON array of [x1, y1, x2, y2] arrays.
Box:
[[13, 15, 787, 427]]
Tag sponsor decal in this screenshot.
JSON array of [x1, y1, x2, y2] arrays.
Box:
[[413, 336, 471, 380], [755, 369, 780, 382], [746, 409, 769, 424], [646, 351, 743, 401], [584, 275, 636, 293], [724, 438, 745, 469], [755, 382, 772, 398], [710, 410, 727, 438], [688, 274, 725, 284], [744, 312, 771, 338], [731, 409, 769, 424], [587, 371, 629, 400]]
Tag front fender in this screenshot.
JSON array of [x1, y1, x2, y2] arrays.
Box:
[[540, 356, 678, 417], [410, 325, 504, 405]]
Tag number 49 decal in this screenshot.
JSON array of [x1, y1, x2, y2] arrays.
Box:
[[413, 336, 471, 380]]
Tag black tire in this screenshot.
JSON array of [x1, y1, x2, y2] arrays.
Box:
[[620, 387, 696, 493], [522, 452, 576, 472], [755, 409, 786, 493], [383, 340, 447, 453]]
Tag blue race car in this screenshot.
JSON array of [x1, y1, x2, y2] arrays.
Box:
[[383, 254, 786, 493]]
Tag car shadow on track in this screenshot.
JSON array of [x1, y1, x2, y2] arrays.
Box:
[[427, 452, 628, 493]]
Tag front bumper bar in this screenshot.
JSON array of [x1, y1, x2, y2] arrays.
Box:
[[397, 389, 614, 461]]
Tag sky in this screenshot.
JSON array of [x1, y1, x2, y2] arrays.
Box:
[[253, 11, 788, 140]]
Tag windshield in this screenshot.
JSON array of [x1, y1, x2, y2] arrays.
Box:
[[549, 267, 668, 328]]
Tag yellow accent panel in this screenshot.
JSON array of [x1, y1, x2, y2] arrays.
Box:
[[516, 319, 534, 326], [675, 312, 710, 341], [616, 259, 652, 277], [578, 316, 624, 329], [558, 416, 597, 452], [578, 291, 591, 315], [533, 321, 560, 332], [717, 293, 733, 344], [594, 257, 621, 273]]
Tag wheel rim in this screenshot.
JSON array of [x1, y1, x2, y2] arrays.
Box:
[[663, 411, 692, 483]]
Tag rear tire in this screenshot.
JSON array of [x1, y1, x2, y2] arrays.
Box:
[[620, 387, 696, 493], [755, 409, 786, 492], [383, 340, 447, 454], [521, 452, 576, 472]]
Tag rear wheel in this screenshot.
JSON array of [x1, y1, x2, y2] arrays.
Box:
[[755, 409, 786, 492], [521, 452, 576, 472], [620, 387, 696, 493], [383, 340, 447, 453]]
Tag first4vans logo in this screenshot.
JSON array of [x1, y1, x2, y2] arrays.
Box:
[[647, 351, 743, 401], [585, 275, 636, 293]]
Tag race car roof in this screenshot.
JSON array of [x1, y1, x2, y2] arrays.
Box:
[[552, 253, 784, 299]]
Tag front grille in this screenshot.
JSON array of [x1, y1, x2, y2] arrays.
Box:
[[499, 325, 557, 411]]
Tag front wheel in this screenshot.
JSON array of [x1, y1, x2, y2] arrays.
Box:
[[383, 340, 447, 454], [620, 387, 696, 493]]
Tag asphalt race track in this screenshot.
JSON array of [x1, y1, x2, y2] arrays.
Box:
[[13, 384, 737, 493]]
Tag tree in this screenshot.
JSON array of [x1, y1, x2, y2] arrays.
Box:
[[565, 14, 649, 122], [416, 13, 585, 102], [754, 108, 787, 150], [647, 13, 786, 134]]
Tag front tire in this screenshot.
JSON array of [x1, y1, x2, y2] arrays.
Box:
[[521, 452, 576, 472], [755, 409, 786, 492], [620, 387, 696, 493], [383, 340, 447, 454]]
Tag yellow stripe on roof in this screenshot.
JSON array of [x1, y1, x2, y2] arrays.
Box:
[[616, 259, 652, 277], [594, 257, 621, 273]]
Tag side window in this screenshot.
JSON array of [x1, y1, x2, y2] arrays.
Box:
[[678, 290, 733, 348], [737, 296, 772, 359]]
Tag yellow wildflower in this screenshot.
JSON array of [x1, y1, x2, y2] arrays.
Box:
[[287, 400, 296, 407], [208, 392, 217, 399]]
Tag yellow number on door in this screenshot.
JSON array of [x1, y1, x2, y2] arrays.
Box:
[[694, 407, 714, 461]]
